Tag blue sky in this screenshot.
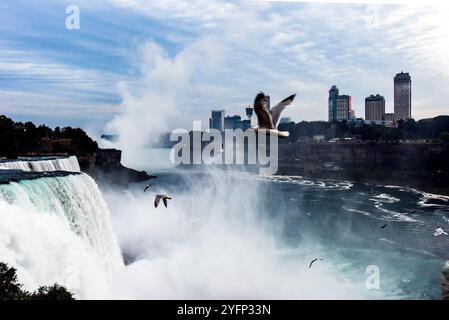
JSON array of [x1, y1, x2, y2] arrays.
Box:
[[0, 0, 448, 132]]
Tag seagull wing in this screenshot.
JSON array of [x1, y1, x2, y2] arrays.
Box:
[[154, 195, 162, 208], [144, 185, 150, 192], [270, 94, 296, 128], [254, 92, 275, 129], [163, 197, 168, 208], [308, 258, 317, 269]]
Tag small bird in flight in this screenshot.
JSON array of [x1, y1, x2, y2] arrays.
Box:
[[308, 258, 324, 269], [154, 194, 172, 208], [434, 226, 448, 237], [380, 213, 402, 229], [143, 184, 153, 192]]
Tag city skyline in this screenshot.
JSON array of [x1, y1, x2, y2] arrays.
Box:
[[209, 71, 411, 127]]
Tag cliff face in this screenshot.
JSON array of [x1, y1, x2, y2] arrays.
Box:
[[278, 142, 449, 194], [79, 148, 153, 186]]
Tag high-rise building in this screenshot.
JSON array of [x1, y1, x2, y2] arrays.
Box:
[[394, 72, 412, 121], [328, 85, 352, 121], [336, 95, 352, 121], [245, 106, 253, 120], [328, 85, 339, 121], [266, 95, 271, 111], [224, 115, 242, 130], [209, 110, 225, 131], [365, 94, 385, 121]]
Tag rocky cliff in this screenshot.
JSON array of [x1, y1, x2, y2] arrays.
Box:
[[278, 141, 449, 195], [79, 148, 154, 186]]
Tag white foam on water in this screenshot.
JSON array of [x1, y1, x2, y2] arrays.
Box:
[[0, 156, 81, 172]]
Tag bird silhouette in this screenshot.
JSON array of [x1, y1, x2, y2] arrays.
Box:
[[154, 194, 172, 208], [308, 258, 324, 269]]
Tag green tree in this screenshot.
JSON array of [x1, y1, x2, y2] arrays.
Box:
[[439, 131, 449, 143], [30, 284, 74, 300], [0, 262, 27, 300], [0, 262, 74, 300]]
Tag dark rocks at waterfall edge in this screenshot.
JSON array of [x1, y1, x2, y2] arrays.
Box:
[[0, 169, 80, 185]]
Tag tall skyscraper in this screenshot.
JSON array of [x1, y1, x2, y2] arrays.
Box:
[[336, 95, 352, 121], [394, 72, 411, 121], [328, 85, 352, 121], [365, 94, 385, 121], [328, 85, 339, 121], [245, 106, 253, 123], [209, 110, 225, 131]]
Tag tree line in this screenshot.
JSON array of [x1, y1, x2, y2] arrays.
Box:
[[278, 116, 449, 143], [0, 261, 74, 300], [0, 115, 98, 157]]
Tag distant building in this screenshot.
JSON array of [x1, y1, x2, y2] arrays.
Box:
[[224, 115, 242, 130], [241, 120, 251, 131], [313, 134, 325, 142], [348, 118, 365, 127], [279, 117, 291, 124], [384, 113, 395, 122], [328, 85, 352, 121], [209, 110, 225, 131], [350, 110, 356, 120], [394, 72, 412, 121], [336, 95, 352, 121], [245, 106, 253, 120], [365, 94, 385, 121], [266, 95, 271, 111], [328, 85, 339, 121]]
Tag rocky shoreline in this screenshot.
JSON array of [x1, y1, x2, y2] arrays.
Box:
[[277, 141, 449, 196]]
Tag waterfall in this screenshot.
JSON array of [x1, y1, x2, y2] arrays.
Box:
[[0, 173, 123, 298], [0, 156, 81, 172]]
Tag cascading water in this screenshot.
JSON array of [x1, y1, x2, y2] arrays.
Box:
[[0, 172, 123, 298], [0, 156, 81, 172]]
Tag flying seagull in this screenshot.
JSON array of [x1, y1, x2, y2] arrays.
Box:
[[144, 184, 153, 192], [154, 194, 172, 208], [434, 226, 448, 237], [308, 258, 324, 269], [253, 92, 296, 129], [380, 213, 402, 229]]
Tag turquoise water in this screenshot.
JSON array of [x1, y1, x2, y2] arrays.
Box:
[[118, 169, 449, 299]]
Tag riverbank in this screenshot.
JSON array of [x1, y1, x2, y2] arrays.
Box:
[[277, 141, 449, 196]]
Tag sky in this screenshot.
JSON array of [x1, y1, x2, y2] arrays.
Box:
[[0, 0, 448, 133]]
